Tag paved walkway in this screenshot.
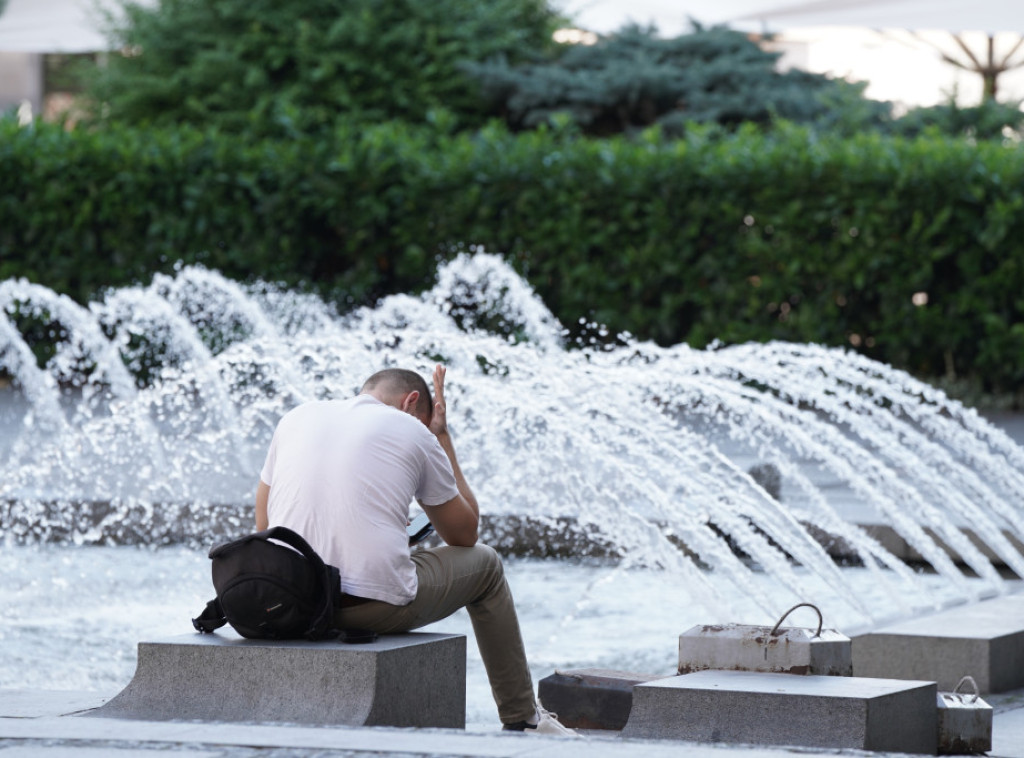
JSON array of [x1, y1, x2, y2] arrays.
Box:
[[2, 687, 1022, 758], [990, 689, 1024, 758]]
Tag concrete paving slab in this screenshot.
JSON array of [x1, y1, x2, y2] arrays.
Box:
[[0, 712, 788, 758], [991, 705, 1024, 758], [3, 686, 1024, 758], [0, 749, 221, 758], [621, 670, 937, 754], [986, 688, 1024, 758], [853, 594, 1024, 692], [0, 690, 112, 718], [89, 630, 466, 728]]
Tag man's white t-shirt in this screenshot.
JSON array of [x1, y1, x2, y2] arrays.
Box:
[[259, 394, 459, 605]]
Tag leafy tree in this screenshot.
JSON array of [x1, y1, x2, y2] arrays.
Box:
[[83, 0, 561, 136], [463, 24, 891, 136]]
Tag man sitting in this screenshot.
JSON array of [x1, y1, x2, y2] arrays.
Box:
[[255, 364, 576, 735]]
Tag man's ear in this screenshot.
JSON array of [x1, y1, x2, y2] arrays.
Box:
[[400, 390, 420, 414]]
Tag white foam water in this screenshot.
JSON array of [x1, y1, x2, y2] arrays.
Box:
[[2, 250, 1023, 712], [0, 544, 998, 728]]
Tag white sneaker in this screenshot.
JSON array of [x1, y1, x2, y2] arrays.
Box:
[[503, 702, 580, 737]]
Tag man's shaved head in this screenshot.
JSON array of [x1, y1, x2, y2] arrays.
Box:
[[361, 368, 433, 420]]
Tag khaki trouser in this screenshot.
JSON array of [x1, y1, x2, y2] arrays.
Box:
[[333, 543, 536, 725]]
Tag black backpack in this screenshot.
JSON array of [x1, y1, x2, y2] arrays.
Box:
[[192, 526, 346, 641]]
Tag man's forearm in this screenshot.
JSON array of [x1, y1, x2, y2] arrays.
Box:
[[436, 431, 479, 519], [255, 480, 270, 530]]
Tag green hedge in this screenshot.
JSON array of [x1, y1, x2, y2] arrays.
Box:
[[3, 118, 1024, 393]]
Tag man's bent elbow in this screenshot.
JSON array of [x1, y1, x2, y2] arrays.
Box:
[[448, 526, 479, 548], [428, 495, 479, 547], [438, 515, 478, 547]]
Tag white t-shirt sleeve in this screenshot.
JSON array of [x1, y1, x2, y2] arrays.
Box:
[[417, 435, 460, 506], [259, 427, 278, 486]]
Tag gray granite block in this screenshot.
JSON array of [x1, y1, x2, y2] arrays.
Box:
[[537, 668, 668, 730], [90, 631, 466, 728], [853, 594, 1024, 693], [621, 670, 937, 754]]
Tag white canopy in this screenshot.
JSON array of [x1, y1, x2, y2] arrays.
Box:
[[554, 1, 1024, 37], [7, 1, 1024, 54], [732, 0, 1024, 35], [0, 0, 155, 53]]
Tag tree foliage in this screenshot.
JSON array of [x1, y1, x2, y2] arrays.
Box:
[[889, 97, 1024, 140], [463, 24, 892, 135], [83, 0, 560, 136]]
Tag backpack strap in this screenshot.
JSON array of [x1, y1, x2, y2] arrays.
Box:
[[208, 525, 318, 561], [255, 526, 327, 568], [192, 597, 228, 633]]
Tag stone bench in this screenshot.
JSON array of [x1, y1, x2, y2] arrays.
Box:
[[90, 631, 466, 728], [620, 670, 937, 754], [853, 593, 1024, 693]]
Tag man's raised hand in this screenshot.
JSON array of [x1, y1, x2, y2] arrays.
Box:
[[429, 364, 449, 438]]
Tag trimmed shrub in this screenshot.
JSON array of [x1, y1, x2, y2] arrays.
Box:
[[3, 118, 1024, 393]]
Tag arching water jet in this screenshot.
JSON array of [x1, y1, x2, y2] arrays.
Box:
[[1, 252, 1021, 634]]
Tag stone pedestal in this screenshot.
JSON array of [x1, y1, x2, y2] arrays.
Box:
[[621, 670, 937, 754], [678, 623, 851, 676], [937, 689, 992, 754], [91, 631, 466, 728]]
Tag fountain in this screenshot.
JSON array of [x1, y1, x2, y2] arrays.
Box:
[[1, 251, 1022, 726]]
